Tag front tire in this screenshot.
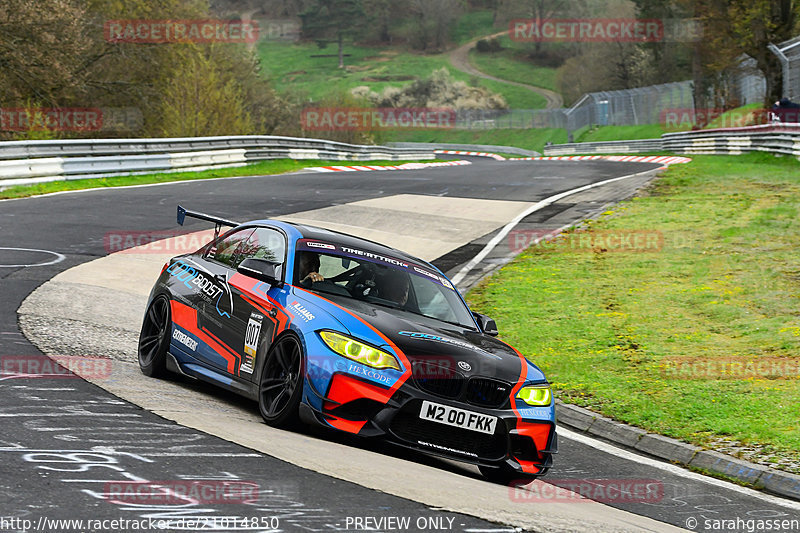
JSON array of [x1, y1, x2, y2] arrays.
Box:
[[258, 335, 304, 428], [138, 295, 171, 378]]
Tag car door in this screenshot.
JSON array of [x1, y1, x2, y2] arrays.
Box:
[[191, 227, 256, 374], [227, 226, 288, 382], [196, 226, 288, 381]]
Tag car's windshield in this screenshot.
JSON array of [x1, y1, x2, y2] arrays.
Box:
[[293, 239, 476, 329]]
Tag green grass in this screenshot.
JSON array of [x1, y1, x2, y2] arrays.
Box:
[[467, 153, 800, 470], [379, 123, 667, 154], [257, 41, 548, 109], [380, 123, 663, 153], [479, 78, 548, 109], [0, 159, 431, 200], [469, 43, 558, 92], [576, 124, 667, 143], [382, 128, 568, 153], [451, 10, 498, 44], [704, 103, 766, 129]]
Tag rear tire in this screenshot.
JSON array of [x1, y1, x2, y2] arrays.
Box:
[[479, 463, 538, 485], [138, 295, 171, 378], [258, 335, 304, 428]]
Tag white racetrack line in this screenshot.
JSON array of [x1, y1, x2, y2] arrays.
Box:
[[450, 167, 664, 285], [559, 427, 800, 512]]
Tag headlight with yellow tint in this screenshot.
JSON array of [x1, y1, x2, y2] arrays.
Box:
[[517, 385, 552, 406], [319, 331, 400, 371]]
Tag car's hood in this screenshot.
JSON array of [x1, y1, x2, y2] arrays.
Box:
[[298, 289, 546, 384]]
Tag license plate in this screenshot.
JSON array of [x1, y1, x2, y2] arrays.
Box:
[[419, 400, 497, 435]]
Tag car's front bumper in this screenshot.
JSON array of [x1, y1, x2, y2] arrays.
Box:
[[301, 372, 557, 476]]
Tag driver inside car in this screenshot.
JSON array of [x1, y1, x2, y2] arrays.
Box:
[[297, 252, 324, 287], [380, 272, 410, 307]]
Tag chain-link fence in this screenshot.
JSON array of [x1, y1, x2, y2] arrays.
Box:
[[733, 35, 800, 105], [563, 81, 694, 131], [453, 81, 694, 133], [770, 36, 800, 102], [732, 56, 767, 105], [455, 34, 800, 133]]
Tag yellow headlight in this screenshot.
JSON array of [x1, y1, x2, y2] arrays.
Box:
[[517, 385, 552, 406], [319, 331, 400, 371]]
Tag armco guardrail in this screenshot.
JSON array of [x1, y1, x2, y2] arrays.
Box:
[[543, 139, 664, 155], [544, 123, 800, 157], [0, 135, 435, 187], [387, 142, 541, 157], [662, 123, 800, 156]]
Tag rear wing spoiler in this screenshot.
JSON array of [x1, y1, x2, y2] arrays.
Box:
[[177, 205, 240, 240]]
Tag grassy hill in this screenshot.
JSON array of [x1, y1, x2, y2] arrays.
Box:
[[469, 36, 559, 92], [257, 40, 549, 110]]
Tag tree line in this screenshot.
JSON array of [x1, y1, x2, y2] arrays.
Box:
[[487, 0, 798, 107], [2, 0, 796, 140], [0, 0, 298, 139]]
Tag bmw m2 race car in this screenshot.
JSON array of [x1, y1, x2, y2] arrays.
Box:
[[138, 206, 556, 482]]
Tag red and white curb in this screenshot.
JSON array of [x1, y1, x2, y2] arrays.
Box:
[[306, 160, 472, 172], [508, 154, 692, 165], [306, 154, 691, 173], [433, 150, 691, 166], [434, 150, 507, 160]]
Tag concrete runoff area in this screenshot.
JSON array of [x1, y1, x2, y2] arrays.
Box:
[[19, 193, 687, 532], [277, 194, 536, 260]]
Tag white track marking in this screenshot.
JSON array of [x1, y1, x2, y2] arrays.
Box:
[[0, 247, 65, 268], [450, 167, 661, 285], [559, 426, 800, 511]]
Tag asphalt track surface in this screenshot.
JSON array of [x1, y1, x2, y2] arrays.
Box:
[[2, 156, 799, 532]]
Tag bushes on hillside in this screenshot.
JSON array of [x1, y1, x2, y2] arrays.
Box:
[[351, 68, 507, 110]]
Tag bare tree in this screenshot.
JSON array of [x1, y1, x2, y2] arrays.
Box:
[[0, 0, 91, 106], [409, 0, 464, 51], [300, 0, 367, 67]]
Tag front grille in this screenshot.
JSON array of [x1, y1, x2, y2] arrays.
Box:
[[466, 377, 512, 409], [389, 401, 507, 461], [411, 360, 465, 399]]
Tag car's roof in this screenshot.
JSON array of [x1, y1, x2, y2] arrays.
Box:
[[254, 219, 433, 269]]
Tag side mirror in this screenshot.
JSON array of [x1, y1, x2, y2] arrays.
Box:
[[472, 312, 498, 336], [238, 258, 283, 288]]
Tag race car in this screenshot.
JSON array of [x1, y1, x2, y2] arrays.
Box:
[[138, 206, 557, 482]]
